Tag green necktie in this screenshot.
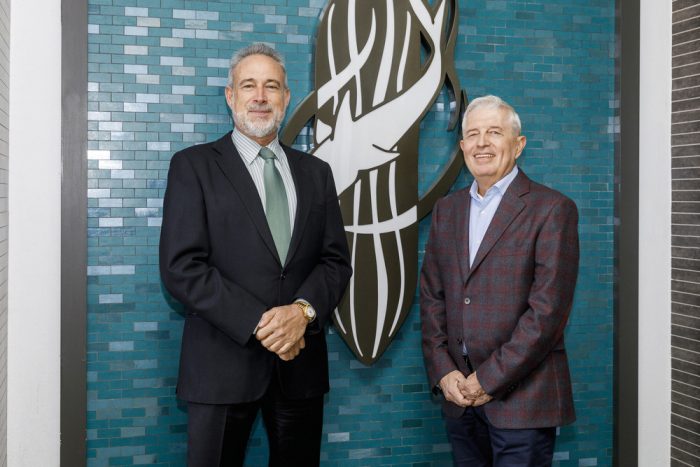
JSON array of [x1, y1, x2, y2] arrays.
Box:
[[258, 147, 291, 263]]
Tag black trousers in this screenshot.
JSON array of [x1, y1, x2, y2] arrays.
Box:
[[186, 375, 324, 467], [445, 406, 556, 467]]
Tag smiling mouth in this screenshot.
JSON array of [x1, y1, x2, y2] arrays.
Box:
[[248, 110, 271, 118], [473, 153, 495, 160]]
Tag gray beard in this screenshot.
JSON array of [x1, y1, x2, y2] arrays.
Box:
[[234, 109, 284, 139]]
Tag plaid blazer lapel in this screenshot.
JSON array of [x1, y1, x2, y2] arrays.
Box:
[[466, 171, 530, 281], [456, 189, 471, 282]]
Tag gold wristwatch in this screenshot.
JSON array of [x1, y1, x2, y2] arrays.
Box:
[[295, 301, 316, 323]]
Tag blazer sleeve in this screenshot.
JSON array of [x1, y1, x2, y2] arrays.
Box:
[[292, 164, 352, 330], [477, 196, 580, 398], [159, 151, 268, 346], [420, 200, 460, 389]]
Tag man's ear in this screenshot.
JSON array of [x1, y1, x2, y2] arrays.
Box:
[[515, 135, 527, 159], [225, 86, 234, 108]]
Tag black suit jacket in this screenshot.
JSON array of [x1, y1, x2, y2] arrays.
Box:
[[159, 132, 352, 404]]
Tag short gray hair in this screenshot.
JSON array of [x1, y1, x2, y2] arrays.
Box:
[[462, 95, 522, 136], [227, 43, 288, 89]]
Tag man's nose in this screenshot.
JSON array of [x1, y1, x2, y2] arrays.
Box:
[[253, 85, 267, 102]]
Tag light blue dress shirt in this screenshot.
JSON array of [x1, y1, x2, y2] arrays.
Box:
[[468, 166, 519, 267]]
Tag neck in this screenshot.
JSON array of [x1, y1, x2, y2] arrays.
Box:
[[474, 178, 495, 196], [474, 165, 518, 196], [252, 133, 277, 147]]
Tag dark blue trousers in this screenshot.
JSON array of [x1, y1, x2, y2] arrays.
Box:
[[445, 406, 556, 467]]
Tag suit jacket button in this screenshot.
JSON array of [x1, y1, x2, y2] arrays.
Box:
[[280, 273, 286, 280], [464, 297, 471, 305]]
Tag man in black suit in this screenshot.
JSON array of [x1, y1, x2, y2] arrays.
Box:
[[159, 43, 352, 467]]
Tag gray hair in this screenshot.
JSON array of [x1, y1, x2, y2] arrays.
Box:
[[227, 43, 288, 89], [462, 95, 522, 136]]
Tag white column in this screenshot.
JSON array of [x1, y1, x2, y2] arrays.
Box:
[[638, 1, 672, 466], [7, 0, 62, 465]]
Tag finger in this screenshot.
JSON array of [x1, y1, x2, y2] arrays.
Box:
[[278, 342, 292, 354], [267, 340, 284, 353], [472, 398, 486, 407], [261, 333, 278, 347], [474, 394, 492, 406], [452, 397, 469, 407], [279, 345, 300, 361], [445, 388, 468, 407], [262, 336, 285, 352], [256, 324, 275, 340], [269, 336, 294, 354], [257, 310, 276, 329]]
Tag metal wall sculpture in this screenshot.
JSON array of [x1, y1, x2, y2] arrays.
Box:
[[282, 0, 465, 365]]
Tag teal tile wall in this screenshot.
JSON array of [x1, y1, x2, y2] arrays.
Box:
[[87, 1, 615, 466]]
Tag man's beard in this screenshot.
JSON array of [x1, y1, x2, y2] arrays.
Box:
[[234, 103, 285, 139]]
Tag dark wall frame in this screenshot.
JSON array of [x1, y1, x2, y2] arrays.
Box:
[[615, 0, 640, 465], [56, 1, 639, 465], [61, 0, 88, 465]]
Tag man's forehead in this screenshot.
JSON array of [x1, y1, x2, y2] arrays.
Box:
[[466, 107, 509, 127], [234, 55, 285, 78]]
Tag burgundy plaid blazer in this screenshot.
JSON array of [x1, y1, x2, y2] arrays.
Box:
[[420, 169, 579, 429]]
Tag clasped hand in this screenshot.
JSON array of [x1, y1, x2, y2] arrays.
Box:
[[439, 370, 493, 407], [255, 304, 307, 361]]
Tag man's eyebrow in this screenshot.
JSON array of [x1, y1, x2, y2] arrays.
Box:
[[465, 125, 504, 133], [237, 78, 283, 87]]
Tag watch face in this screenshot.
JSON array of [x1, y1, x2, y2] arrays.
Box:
[[305, 307, 315, 321], [297, 302, 313, 321]]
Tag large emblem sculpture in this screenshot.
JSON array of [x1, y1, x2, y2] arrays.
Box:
[[282, 0, 466, 365]]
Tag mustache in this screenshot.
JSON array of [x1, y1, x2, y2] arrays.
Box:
[[246, 103, 273, 112]]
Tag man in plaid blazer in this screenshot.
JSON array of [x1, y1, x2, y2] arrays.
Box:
[[421, 95, 579, 466]]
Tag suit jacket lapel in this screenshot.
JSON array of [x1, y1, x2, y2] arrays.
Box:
[[455, 189, 471, 282], [284, 145, 313, 266], [212, 133, 280, 263], [466, 170, 530, 281]]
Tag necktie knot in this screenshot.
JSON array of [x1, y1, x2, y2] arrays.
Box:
[[258, 147, 277, 161]]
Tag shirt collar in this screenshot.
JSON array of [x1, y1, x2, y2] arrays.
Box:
[[231, 127, 285, 166], [469, 165, 520, 201]]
